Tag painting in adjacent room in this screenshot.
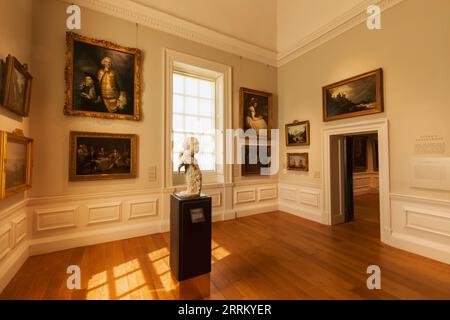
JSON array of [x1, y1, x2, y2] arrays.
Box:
[[64, 32, 142, 121], [322, 68, 383, 122], [353, 136, 368, 172], [69, 131, 137, 181]]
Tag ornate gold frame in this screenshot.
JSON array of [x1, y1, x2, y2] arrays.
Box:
[[64, 32, 142, 121], [322, 68, 383, 122], [285, 120, 310, 147], [69, 131, 138, 181], [0, 131, 33, 199], [287, 153, 309, 172]]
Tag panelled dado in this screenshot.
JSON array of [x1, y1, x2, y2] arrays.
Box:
[[279, 183, 324, 224]]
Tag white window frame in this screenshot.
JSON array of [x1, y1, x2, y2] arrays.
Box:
[[164, 49, 232, 188]]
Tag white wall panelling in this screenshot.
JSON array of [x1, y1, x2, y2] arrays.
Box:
[[0, 224, 12, 262], [128, 199, 158, 220], [353, 172, 379, 196], [12, 214, 27, 247], [35, 207, 78, 232], [279, 183, 324, 224], [87, 202, 122, 225]]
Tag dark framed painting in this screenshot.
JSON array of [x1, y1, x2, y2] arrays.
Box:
[[65, 32, 142, 121], [373, 138, 379, 172], [322, 68, 383, 122], [353, 136, 368, 172], [241, 145, 271, 176], [285, 120, 310, 146], [240, 88, 273, 139], [69, 131, 138, 181], [1, 55, 33, 117], [0, 131, 33, 199], [287, 153, 308, 172]]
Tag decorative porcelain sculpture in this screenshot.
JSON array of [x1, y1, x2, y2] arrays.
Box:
[[177, 137, 202, 198]]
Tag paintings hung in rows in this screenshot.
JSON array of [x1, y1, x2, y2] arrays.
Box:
[[240, 88, 273, 139], [69, 131, 137, 181], [1, 55, 33, 117], [322, 69, 383, 122], [285, 120, 310, 146], [241, 145, 271, 176], [353, 136, 368, 172], [0, 131, 33, 199], [287, 153, 308, 172], [65, 32, 141, 121]]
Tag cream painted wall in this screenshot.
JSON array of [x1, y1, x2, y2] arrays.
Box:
[[277, 0, 365, 53], [278, 0, 450, 201], [28, 0, 277, 198], [133, 0, 277, 51], [0, 0, 33, 212]]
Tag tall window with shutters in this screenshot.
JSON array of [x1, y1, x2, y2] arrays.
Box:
[[172, 72, 216, 172]]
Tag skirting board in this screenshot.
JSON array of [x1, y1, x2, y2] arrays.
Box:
[[0, 241, 29, 294], [235, 203, 278, 218], [279, 204, 325, 224], [29, 221, 162, 256]]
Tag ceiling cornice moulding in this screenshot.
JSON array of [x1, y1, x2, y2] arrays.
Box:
[[277, 0, 405, 67], [67, 0, 404, 68], [69, 0, 278, 66]]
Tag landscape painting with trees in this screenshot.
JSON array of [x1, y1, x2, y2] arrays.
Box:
[[323, 69, 383, 121]]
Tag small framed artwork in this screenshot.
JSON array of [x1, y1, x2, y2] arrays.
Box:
[[353, 136, 368, 172], [240, 87, 273, 138], [241, 145, 271, 176], [1, 55, 33, 117], [69, 131, 138, 181], [287, 153, 308, 172], [285, 120, 310, 146], [0, 131, 33, 199], [65, 32, 142, 121], [322, 68, 383, 122]]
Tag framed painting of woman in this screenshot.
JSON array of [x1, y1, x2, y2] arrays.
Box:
[[240, 88, 273, 140]]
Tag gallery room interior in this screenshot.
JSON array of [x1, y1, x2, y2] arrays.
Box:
[[0, 0, 449, 302]]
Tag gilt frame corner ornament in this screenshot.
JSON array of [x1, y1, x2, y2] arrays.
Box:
[[64, 32, 142, 121]]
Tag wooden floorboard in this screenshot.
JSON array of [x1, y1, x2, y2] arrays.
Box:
[[1, 210, 449, 300]]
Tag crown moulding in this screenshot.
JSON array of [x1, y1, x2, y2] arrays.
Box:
[[67, 0, 404, 67]]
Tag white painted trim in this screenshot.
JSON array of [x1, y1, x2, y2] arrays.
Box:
[[322, 119, 391, 240], [0, 241, 29, 294], [12, 214, 27, 247], [277, 0, 405, 66], [0, 199, 27, 221], [235, 203, 278, 219], [68, 0, 277, 66], [128, 199, 159, 220], [391, 193, 450, 207], [0, 224, 12, 262]]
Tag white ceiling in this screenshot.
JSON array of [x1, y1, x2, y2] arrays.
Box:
[[132, 0, 370, 53]]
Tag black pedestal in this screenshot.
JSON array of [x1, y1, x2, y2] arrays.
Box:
[[170, 193, 212, 281]]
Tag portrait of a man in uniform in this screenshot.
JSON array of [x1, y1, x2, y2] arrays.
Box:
[[65, 32, 141, 120]]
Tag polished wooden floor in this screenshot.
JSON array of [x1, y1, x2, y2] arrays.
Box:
[[2, 207, 450, 300]]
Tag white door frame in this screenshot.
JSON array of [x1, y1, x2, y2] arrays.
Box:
[[322, 118, 391, 241]]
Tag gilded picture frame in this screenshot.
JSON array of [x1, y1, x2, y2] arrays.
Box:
[[0, 131, 33, 199], [1, 55, 33, 117], [240, 87, 273, 140], [64, 32, 142, 121], [69, 131, 138, 181], [287, 153, 309, 172], [322, 68, 383, 122], [285, 120, 310, 146]]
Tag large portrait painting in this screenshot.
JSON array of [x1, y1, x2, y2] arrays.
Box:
[[0, 131, 33, 199], [69, 131, 137, 181], [285, 120, 310, 146], [241, 145, 271, 176], [1, 55, 33, 117], [240, 88, 273, 138], [323, 69, 383, 122], [65, 32, 141, 121]]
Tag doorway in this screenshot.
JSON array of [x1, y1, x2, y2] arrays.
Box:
[[323, 119, 391, 241]]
